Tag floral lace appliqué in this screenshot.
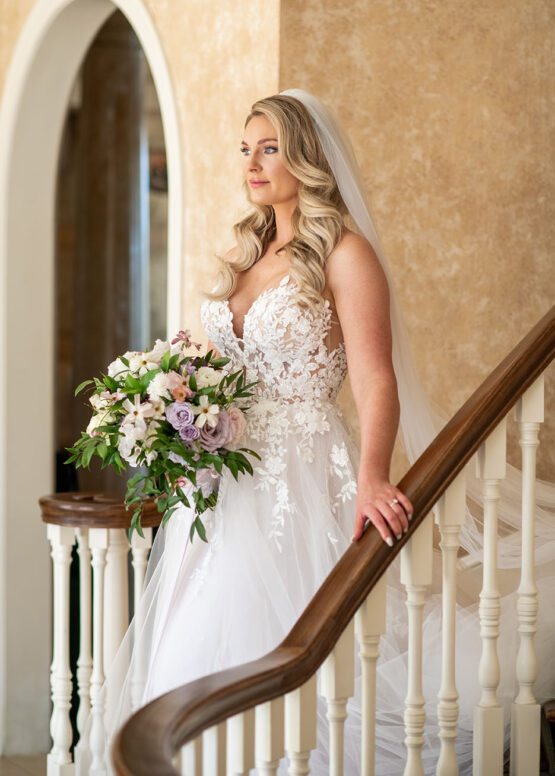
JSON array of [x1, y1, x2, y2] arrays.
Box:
[[201, 277, 353, 549]]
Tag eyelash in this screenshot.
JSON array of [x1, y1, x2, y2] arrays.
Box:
[[240, 146, 278, 156]]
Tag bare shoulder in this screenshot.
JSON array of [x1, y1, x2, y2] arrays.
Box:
[[326, 229, 387, 295]]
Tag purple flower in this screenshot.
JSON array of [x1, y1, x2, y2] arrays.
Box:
[[166, 402, 194, 430], [179, 424, 200, 442], [186, 362, 196, 375], [198, 410, 234, 453]]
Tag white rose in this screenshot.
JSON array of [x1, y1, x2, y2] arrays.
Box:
[[107, 357, 131, 379], [195, 366, 220, 389], [118, 422, 143, 466], [145, 339, 170, 364], [148, 372, 171, 402], [86, 409, 115, 439], [90, 393, 109, 410]]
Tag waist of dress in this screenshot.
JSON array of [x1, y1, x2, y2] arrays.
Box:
[[243, 395, 343, 442]]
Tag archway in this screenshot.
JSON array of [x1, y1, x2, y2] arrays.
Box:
[[0, 0, 183, 753]]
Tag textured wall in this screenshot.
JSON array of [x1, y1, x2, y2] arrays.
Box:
[[279, 0, 554, 478]]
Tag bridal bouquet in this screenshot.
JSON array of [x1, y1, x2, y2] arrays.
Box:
[[66, 330, 259, 541]]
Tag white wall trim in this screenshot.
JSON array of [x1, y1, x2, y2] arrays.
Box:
[[0, 0, 183, 753]]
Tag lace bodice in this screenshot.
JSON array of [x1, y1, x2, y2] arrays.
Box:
[[201, 276, 356, 550], [200, 275, 347, 406]]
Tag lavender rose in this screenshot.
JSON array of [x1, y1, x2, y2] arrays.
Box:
[[198, 410, 234, 453], [166, 401, 194, 431], [179, 424, 200, 442]]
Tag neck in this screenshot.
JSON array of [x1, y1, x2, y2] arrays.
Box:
[[272, 199, 297, 245]]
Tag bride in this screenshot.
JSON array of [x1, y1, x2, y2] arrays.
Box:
[[76, 90, 553, 775]]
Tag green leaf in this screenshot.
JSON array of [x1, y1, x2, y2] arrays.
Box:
[[161, 506, 178, 528], [124, 373, 141, 392], [189, 372, 197, 392], [160, 350, 171, 372], [210, 357, 230, 368], [194, 517, 208, 543], [102, 375, 119, 392], [75, 379, 94, 396]]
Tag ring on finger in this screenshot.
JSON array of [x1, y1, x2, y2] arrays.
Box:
[[389, 497, 399, 507]]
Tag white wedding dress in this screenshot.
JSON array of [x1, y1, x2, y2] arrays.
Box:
[[75, 274, 554, 775]]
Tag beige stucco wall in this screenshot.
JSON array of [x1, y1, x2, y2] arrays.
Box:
[[279, 0, 554, 478]]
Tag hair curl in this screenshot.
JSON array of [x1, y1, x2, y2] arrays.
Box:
[[207, 94, 348, 309]]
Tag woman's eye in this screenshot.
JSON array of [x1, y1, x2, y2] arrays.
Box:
[[264, 146, 278, 154], [240, 147, 250, 155]]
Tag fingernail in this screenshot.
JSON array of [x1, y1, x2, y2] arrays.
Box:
[[408, 513, 413, 520], [386, 537, 393, 547], [404, 526, 408, 534], [396, 533, 402, 541]]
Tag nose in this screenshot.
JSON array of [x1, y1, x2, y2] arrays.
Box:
[[247, 148, 262, 172]]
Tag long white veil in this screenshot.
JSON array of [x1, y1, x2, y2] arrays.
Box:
[[280, 88, 555, 569]]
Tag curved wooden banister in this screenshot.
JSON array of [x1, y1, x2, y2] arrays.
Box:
[[40, 491, 162, 528], [113, 305, 555, 776]]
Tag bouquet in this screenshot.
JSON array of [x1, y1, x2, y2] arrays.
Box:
[[66, 330, 259, 541]]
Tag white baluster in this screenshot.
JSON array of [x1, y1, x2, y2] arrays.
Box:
[[131, 527, 152, 615], [285, 674, 318, 775], [255, 697, 285, 775], [89, 528, 108, 775], [473, 419, 506, 776], [75, 527, 92, 740], [227, 708, 255, 774], [130, 527, 152, 710], [435, 473, 466, 776], [401, 513, 433, 776], [103, 528, 130, 672], [203, 722, 226, 775], [46, 524, 75, 776], [181, 736, 202, 776], [510, 376, 544, 776], [322, 621, 355, 776], [355, 575, 387, 776]]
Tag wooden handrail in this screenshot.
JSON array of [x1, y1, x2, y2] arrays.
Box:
[[40, 491, 162, 529], [113, 305, 555, 776]]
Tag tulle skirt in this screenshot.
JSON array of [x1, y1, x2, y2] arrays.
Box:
[[75, 407, 555, 775]]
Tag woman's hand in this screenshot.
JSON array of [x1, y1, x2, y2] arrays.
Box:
[[352, 479, 413, 545]]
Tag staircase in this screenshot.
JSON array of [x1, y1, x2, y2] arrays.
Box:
[[42, 306, 555, 775]]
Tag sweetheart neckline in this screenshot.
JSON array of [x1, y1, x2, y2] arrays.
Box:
[[224, 273, 293, 342]]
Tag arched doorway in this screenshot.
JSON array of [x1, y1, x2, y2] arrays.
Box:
[[0, 0, 182, 753]]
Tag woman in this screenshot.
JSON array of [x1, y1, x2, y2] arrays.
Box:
[[141, 91, 413, 707], [76, 91, 553, 775]]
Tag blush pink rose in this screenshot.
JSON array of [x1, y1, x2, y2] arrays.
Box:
[[227, 406, 247, 444]]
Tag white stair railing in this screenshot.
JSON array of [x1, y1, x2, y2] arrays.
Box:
[[41, 495, 158, 776]]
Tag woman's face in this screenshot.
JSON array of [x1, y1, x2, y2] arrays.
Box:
[[241, 115, 299, 208]]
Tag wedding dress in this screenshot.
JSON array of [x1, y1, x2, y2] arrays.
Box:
[[75, 271, 554, 776]]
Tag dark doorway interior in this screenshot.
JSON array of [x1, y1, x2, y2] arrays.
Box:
[[55, 9, 168, 497]]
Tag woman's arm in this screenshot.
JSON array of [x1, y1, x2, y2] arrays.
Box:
[[327, 232, 413, 545]]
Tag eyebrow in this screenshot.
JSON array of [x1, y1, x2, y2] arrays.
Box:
[[240, 138, 278, 146]]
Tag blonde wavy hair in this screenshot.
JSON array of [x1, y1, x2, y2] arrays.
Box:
[[207, 93, 349, 310]]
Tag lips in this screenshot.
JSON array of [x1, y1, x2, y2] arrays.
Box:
[[249, 180, 269, 187]]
